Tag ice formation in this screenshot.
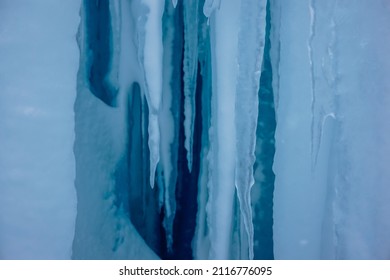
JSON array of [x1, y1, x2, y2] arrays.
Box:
[[1, 0, 390, 260]]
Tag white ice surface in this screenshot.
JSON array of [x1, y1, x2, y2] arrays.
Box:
[[207, 0, 240, 259], [272, 0, 390, 259], [183, 0, 200, 172], [141, 0, 165, 188], [234, 0, 267, 260], [71, 1, 158, 259], [0, 0, 80, 259], [159, 1, 179, 250]]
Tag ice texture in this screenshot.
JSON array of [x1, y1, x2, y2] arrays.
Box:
[[0, 0, 80, 259], [272, 0, 390, 259], [207, 0, 240, 259], [203, 0, 221, 18], [183, 0, 200, 172], [2, 0, 390, 261], [140, 0, 165, 188], [71, 0, 159, 259], [234, 0, 267, 260]]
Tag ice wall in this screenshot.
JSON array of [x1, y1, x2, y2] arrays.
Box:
[[271, 0, 390, 259], [72, 0, 159, 259], [0, 0, 80, 259], [2, 0, 390, 261], [206, 0, 240, 259]]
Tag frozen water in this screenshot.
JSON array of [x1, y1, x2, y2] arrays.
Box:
[[0, 0, 80, 259], [2, 0, 390, 260]]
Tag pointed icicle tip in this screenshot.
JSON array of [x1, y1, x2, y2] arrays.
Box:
[[172, 0, 178, 8]]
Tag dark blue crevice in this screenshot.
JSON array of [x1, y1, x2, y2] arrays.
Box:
[[114, 83, 165, 257], [157, 1, 201, 260], [84, 0, 118, 106], [253, 0, 276, 260], [169, 60, 202, 260]]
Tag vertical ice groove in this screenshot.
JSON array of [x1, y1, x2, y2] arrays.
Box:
[[159, 0, 178, 253], [235, 0, 267, 260], [107, 0, 121, 99], [141, 0, 165, 187], [193, 15, 213, 258], [206, 17, 218, 259], [324, 18, 337, 88], [203, 0, 221, 18], [272, 0, 322, 259], [328, 14, 339, 258], [329, 2, 343, 259], [308, 0, 318, 167], [207, 0, 240, 259], [183, 1, 199, 171]]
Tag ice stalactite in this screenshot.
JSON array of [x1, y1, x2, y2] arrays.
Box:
[[4, 0, 390, 261], [158, 0, 181, 254], [206, 0, 240, 259], [203, 0, 269, 259], [139, 0, 165, 189], [192, 0, 213, 260], [182, 0, 200, 172], [234, 0, 267, 260]]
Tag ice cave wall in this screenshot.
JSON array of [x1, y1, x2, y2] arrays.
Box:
[[271, 0, 390, 259], [0, 0, 80, 259], [1, 0, 390, 260]]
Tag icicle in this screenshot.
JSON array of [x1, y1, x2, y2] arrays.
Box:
[[234, 0, 267, 260], [207, 0, 240, 259], [140, 0, 165, 188], [193, 8, 213, 260], [158, 0, 180, 252], [183, 1, 199, 171], [172, 0, 178, 8]]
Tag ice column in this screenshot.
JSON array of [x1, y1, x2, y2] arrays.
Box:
[[235, 0, 267, 260], [141, 0, 165, 188], [206, 0, 240, 259], [183, 0, 200, 171]]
